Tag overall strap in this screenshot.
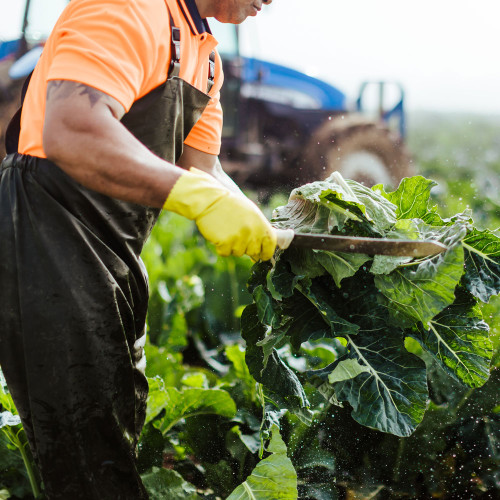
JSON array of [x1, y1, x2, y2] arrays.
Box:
[[207, 51, 215, 94], [168, 13, 181, 78], [5, 71, 33, 155], [167, 5, 216, 95]]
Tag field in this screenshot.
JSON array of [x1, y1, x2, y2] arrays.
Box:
[[1, 112, 499, 499]]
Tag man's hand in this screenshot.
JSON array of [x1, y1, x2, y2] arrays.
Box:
[[164, 168, 276, 261]]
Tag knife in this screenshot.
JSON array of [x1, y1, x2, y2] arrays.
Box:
[[275, 229, 447, 257]]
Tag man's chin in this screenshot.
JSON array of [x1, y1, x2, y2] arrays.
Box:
[[214, 13, 248, 24]]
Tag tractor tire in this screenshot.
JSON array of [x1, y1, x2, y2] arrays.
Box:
[[299, 114, 413, 188]]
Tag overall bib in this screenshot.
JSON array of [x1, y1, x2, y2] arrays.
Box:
[[0, 15, 212, 499]]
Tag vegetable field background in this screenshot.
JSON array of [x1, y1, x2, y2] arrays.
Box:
[[1, 112, 499, 499]]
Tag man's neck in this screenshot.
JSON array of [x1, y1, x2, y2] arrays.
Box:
[[194, 0, 210, 19]]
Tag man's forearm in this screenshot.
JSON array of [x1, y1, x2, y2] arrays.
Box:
[[213, 158, 244, 194], [177, 145, 243, 195], [45, 113, 184, 207], [43, 81, 184, 208]]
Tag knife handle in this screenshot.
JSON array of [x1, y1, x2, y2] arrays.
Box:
[[275, 228, 295, 250]]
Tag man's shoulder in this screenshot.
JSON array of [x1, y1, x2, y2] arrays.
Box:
[[61, 0, 170, 47], [131, 0, 169, 13], [66, 0, 169, 27]]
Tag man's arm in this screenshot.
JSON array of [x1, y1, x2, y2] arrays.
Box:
[[43, 79, 277, 260], [43, 80, 185, 207]]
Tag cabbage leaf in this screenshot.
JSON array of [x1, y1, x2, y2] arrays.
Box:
[[242, 173, 498, 437]]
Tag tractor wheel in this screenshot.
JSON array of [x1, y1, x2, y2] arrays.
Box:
[[299, 114, 413, 188]]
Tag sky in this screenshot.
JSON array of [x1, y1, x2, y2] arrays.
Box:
[[239, 0, 500, 115], [1, 0, 499, 115]]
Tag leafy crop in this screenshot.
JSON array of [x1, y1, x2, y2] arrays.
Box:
[[242, 173, 498, 438], [0, 373, 41, 499], [1, 165, 498, 498], [226, 425, 298, 500]]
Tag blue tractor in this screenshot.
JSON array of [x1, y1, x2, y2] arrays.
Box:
[[211, 22, 412, 190], [1, 1, 412, 188]]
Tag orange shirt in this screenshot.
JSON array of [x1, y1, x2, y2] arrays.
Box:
[[18, 0, 223, 158]]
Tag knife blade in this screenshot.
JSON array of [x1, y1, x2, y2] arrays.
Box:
[[275, 230, 447, 257]]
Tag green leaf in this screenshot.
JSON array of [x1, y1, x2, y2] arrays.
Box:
[[158, 387, 236, 434], [222, 344, 258, 405], [285, 247, 326, 280], [274, 195, 364, 235], [145, 377, 236, 433], [301, 341, 340, 369], [295, 280, 360, 339], [228, 425, 261, 455], [331, 329, 428, 436], [314, 249, 370, 288], [251, 285, 291, 369], [294, 173, 397, 233], [145, 377, 169, 424], [0, 428, 32, 499], [273, 172, 397, 235], [373, 176, 438, 220], [248, 261, 274, 294], [141, 467, 199, 500], [227, 426, 298, 500], [327, 359, 370, 383], [260, 403, 287, 444], [225, 344, 255, 388], [343, 177, 398, 234], [375, 221, 467, 327], [462, 228, 500, 303], [306, 281, 428, 437], [254, 285, 276, 326], [256, 329, 288, 370], [270, 256, 303, 298], [410, 290, 493, 388], [370, 219, 423, 275], [0, 372, 16, 415], [267, 424, 288, 454], [279, 291, 333, 351], [241, 305, 310, 412], [181, 372, 208, 388], [254, 267, 431, 435], [307, 328, 428, 436], [144, 344, 183, 386]]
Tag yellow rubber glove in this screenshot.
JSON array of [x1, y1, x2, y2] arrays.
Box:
[[164, 168, 277, 261]]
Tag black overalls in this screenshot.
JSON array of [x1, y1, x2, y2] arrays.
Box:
[[0, 10, 214, 499]]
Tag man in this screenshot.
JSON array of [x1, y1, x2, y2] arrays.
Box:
[[0, 0, 275, 497]]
